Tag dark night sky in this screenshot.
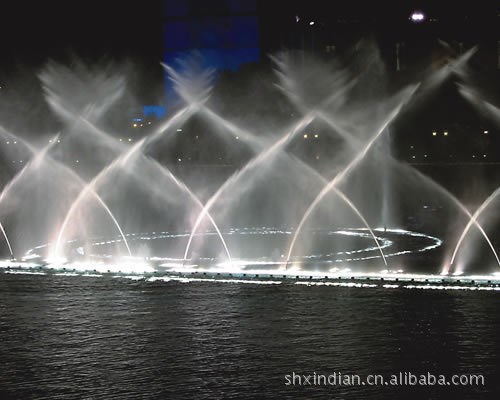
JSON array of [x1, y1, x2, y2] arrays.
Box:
[[0, 1, 164, 64], [1, 1, 497, 68], [0, 1, 497, 104], [0, 1, 165, 104], [1, 1, 498, 59]]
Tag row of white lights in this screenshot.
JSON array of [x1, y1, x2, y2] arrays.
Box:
[[296, 11, 427, 26]]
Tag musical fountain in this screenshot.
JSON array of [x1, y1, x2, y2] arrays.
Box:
[[1, 42, 500, 291]]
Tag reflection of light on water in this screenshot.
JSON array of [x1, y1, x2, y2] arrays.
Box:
[[404, 285, 500, 291], [148, 276, 282, 285], [115, 275, 145, 281], [297, 281, 378, 288]]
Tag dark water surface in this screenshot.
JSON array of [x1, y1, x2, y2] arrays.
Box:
[[1, 274, 499, 399]]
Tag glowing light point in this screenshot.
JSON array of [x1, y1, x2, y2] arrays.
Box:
[[410, 11, 425, 22]]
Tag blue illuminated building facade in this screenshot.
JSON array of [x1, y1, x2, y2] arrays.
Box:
[[162, 0, 260, 107]]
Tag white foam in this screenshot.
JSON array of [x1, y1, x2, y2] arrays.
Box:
[[147, 276, 282, 285]]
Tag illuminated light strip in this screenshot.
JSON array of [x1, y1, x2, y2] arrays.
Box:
[[27, 227, 440, 267]]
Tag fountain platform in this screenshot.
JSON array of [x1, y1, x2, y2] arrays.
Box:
[[2, 261, 500, 291]]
